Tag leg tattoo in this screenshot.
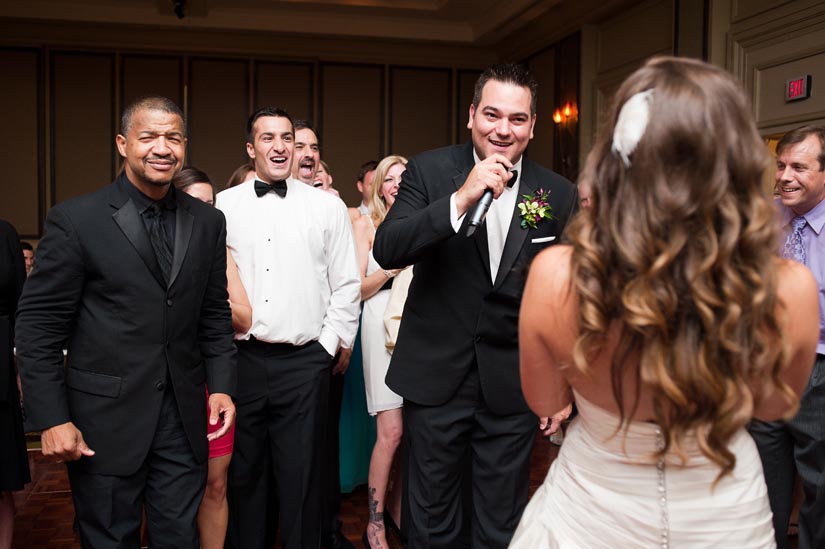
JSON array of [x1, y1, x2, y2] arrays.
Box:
[[367, 486, 386, 548]]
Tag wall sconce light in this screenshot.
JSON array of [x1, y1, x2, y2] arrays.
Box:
[[552, 100, 579, 181], [552, 102, 578, 125]]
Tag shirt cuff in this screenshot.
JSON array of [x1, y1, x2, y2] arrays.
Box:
[[318, 329, 340, 358], [449, 192, 465, 233]]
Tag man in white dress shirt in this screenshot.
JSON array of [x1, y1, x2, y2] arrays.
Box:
[[216, 106, 361, 549]]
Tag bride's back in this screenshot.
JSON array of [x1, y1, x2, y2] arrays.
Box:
[[519, 56, 818, 475]]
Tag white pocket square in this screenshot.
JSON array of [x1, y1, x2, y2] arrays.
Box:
[[531, 236, 556, 244]]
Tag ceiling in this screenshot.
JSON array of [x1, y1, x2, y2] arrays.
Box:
[[0, 0, 637, 56]]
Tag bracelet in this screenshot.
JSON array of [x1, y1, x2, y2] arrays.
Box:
[[383, 269, 397, 278]]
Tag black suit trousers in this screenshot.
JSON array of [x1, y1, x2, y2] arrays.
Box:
[[402, 368, 536, 549], [749, 353, 825, 549], [67, 385, 206, 549], [226, 339, 331, 549]]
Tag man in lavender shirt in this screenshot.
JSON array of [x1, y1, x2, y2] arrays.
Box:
[[750, 125, 825, 549]]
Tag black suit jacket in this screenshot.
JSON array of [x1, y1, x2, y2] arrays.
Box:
[[15, 174, 237, 475], [373, 142, 577, 415]]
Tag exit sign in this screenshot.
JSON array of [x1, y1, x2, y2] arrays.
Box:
[[786, 75, 812, 102]]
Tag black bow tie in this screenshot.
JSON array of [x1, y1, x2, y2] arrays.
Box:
[[507, 170, 518, 188], [254, 179, 287, 198]]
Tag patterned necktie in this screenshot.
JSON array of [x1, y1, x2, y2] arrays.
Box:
[[146, 202, 173, 283], [254, 179, 287, 198], [782, 215, 807, 265]]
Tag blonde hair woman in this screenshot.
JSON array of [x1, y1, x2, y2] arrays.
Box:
[[511, 57, 818, 547], [352, 155, 408, 548]]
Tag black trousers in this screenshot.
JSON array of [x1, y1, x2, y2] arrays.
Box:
[[402, 368, 536, 549], [226, 339, 331, 549], [67, 385, 206, 549], [749, 353, 825, 549], [321, 364, 346, 541]]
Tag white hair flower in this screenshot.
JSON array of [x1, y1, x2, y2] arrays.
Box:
[[611, 89, 654, 167]]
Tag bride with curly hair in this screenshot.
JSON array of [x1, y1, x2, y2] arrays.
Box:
[[511, 56, 818, 547]]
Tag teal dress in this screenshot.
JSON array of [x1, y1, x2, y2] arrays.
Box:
[[338, 311, 376, 492]]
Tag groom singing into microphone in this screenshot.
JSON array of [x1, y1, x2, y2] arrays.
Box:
[[374, 64, 577, 547]]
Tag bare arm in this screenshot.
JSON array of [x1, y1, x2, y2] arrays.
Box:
[[519, 245, 575, 418], [226, 249, 252, 333], [753, 259, 819, 421], [354, 216, 398, 301]]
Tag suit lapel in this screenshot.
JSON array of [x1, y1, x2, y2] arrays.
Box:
[[169, 201, 193, 288], [110, 190, 167, 289], [493, 164, 537, 290], [452, 166, 491, 272], [452, 145, 492, 275]]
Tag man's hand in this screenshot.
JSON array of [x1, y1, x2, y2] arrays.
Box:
[[454, 154, 514, 217], [207, 392, 236, 441], [41, 421, 95, 462], [333, 347, 352, 375], [538, 403, 573, 437]]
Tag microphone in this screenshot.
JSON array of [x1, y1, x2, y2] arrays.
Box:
[[465, 169, 517, 237]]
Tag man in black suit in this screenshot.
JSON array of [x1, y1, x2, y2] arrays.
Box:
[[373, 64, 577, 548], [15, 96, 237, 548]]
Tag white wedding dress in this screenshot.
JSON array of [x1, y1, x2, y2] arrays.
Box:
[[510, 390, 776, 548]]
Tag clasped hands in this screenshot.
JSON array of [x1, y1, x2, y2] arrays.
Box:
[[454, 154, 514, 218]]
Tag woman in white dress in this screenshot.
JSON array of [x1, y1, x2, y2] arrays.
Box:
[[512, 56, 819, 548], [353, 155, 408, 548]]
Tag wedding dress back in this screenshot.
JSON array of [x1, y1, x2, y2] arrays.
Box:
[[509, 390, 776, 548]]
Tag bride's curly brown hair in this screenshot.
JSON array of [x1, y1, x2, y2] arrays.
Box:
[[568, 56, 795, 476]]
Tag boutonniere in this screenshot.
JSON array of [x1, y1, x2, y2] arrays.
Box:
[[517, 188, 553, 230]]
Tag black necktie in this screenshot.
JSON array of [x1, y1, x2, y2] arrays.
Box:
[[146, 203, 173, 283], [255, 179, 287, 198]]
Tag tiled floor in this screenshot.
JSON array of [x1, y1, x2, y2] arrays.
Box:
[[10, 434, 557, 548]]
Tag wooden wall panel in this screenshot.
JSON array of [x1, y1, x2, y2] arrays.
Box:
[[456, 69, 478, 146], [729, 0, 825, 133], [188, 58, 249, 188], [52, 52, 114, 205], [320, 64, 383, 208], [598, 0, 673, 73], [389, 67, 451, 159], [121, 55, 182, 116], [255, 61, 314, 123], [526, 47, 556, 171], [0, 48, 41, 237]]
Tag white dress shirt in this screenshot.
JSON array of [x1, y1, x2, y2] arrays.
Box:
[[216, 177, 361, 356], [450, 153, 523, 283]]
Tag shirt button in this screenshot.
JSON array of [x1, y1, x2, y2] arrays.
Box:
[[166, 299, 173, 306]]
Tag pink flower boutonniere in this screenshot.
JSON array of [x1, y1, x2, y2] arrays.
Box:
[[517, 188, 553, 230]]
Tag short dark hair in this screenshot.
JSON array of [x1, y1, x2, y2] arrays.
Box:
[[121, 96, 185, 136], [20, 241, 33, 251], [293, 119, 318, 136], [172, 166, 213, 191], [776, 125, 825, 171], [472, 63, 538, 116], [357, 160, 379, 183], [246, 106, 294, 143]]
